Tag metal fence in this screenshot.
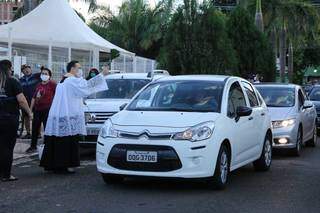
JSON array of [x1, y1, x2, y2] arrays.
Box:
[[111, 55, 157, 73]]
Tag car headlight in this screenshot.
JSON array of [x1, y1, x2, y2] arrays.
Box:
[[99, 120, 119, 138], [173, 121, 215, 142], [272, 118, 296, 129]]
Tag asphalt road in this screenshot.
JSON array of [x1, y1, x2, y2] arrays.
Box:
[[1, 144, 320, 213]]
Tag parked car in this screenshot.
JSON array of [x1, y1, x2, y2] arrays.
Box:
[[255, 83, 317, 156], [308, 85, 320, 129], [96, 75, 273, 189], [82, 72, 168, 144]]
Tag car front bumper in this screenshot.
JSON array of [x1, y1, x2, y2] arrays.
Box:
[[272, 125, 298, 149], [96, 137, 219, 179]]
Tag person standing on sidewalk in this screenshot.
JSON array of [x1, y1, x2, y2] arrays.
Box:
[[25, 68, 56, 153], [19, 65, 41, 139], [40, 61, 108, 173], [0, 60, 32, 182]]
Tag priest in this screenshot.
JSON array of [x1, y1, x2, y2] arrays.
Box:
[[40, 61, 108, 173]]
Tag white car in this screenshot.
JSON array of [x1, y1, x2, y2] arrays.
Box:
[[255, 84, 317, 156], [83, 72, 168, 144], [96, 75, 273, 189]]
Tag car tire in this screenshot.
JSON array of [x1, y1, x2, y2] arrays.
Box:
[[101, 173, 124, 184], [207, 144, 230, 190], [306, 124, 317, 147], [291, 128, 302, 156], [253, 134, 272, 171]]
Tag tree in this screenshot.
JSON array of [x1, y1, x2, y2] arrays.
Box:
[[227, 7, 275, 81], [159, 0, 237, 75], [90, 0, 174, 59], [245, 0, 319, 82]]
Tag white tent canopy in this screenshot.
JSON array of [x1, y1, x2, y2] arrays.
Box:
[[0, 0, 133, 56]]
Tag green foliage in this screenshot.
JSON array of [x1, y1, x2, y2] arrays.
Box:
[[227, 7, 275, 81], [159, 1, 238, 75]]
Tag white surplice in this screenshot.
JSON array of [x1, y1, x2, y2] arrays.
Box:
[[45, 74, 108, 137]]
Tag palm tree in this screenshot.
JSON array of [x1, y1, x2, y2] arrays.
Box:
[[246, 0, 319, 82]]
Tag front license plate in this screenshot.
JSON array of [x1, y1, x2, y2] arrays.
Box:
[[87, 128, 100, 135], [126, 151, 158, 163]]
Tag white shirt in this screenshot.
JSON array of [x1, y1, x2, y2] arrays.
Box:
[[45, 74, 108, 137]]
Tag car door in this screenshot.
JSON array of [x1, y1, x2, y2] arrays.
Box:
[[227, 81, 256, 164], [241, 81, 264, 151], [299, 89, 314, 139]]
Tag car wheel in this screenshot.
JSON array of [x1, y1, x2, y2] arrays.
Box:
[[207, 144, 230, 190], [291, 128, 302, 156], [306, 124, 317, 147], [253, 134, 272, 171], [101, 173, 124, 184]]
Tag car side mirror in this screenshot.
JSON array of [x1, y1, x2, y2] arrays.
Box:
[[236, 106, 252, 121], [303, 101, 313, 109], [119, 103, 128, 111]]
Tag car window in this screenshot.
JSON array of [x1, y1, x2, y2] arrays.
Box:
[[227, 82, 247, 118], [242, 82, 259, 107], [256, 86, 295, 107], [308, 87, 320, 101], [128, 80, 224, 113], [298, 89, 305, 108]]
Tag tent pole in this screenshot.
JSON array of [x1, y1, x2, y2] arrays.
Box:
[[48, 39, 52, 70], [68, 43, 72, 62], [8, 27, 12, 60], [133, 57, 137, 73], [123, 55, 126, 72]]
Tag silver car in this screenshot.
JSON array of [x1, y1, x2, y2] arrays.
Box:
[[255, 84, 317, 156]]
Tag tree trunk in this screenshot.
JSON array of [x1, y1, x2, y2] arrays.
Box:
[[288, 41, 293, 83], [279, 25, 286, 82], [254, 0, 264, 32], [270, 27, 277, 78]]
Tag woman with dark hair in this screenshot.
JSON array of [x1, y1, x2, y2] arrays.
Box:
[[86, 68, 99, 80], [26, 68, 57, 153], [0, 60, 32, 182]]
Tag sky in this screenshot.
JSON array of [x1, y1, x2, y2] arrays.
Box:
[[69, 0, 158, 20]]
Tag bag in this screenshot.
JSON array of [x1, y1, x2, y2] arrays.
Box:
[[37, 144, 45, 160]]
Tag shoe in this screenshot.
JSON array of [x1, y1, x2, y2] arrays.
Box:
[[1, 175, 18, 182], [67, 168, 76, 174], [25, 147, 37, 154], [21, 134, 31, 139]]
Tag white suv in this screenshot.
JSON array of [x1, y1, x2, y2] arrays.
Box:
[[96, 75, 273, 189], [83, 72, 167, 144]]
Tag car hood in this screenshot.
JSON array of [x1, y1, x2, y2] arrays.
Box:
[[268, 107, 296, 121], [111, 110, 220, 133], [84, 99, 130, 112]]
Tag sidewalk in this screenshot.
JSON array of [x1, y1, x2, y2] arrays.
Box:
[[14, 137, 42, 161]]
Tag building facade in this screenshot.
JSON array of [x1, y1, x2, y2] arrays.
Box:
[[0, 0, 23, 25]]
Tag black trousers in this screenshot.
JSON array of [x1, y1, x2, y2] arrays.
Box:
[[31, 109, 49, 148], [0, 114, 19, 178]]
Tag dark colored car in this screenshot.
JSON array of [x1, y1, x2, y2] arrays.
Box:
[[308, 85, 320, 128]]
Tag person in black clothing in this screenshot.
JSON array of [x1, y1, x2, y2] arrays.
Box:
[[0, 60, 32, 182]]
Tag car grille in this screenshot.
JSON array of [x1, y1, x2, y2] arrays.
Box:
[[87, 112, 115, 124], [119, 132, 172, 140], [107, 144, 182, 172]]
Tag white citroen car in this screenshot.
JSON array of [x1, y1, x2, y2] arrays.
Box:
[[96, 75, 273, 189]]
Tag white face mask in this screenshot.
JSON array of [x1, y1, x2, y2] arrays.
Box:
[[40, 74, 50, 82], [76, 69, 83, 78]]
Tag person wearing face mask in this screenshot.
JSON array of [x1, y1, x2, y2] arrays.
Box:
[[40, 61, 108, 174], [19, 65, 41, 139], [86, 68, 99, 80], [25, 68, 56, 153]]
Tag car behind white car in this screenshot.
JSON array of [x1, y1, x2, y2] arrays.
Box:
[[255, 83, 317, 156], [96, 75, 273, 189]]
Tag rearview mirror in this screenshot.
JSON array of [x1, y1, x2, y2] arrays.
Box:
[[236, 106, 252, 121], [119, 103, 128, 111], [303, 101, 313, 109]]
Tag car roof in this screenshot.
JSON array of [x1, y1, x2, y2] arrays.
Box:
[[155, 75, 232, 82], [105, 73, 151, 80], [254, 83, 298, 89]]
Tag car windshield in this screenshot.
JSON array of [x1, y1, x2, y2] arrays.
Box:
[[309, 87, 320, 101], [88, 79, 151, 99], [256, 86, 295, 107], [127, 80, 224, 112]]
